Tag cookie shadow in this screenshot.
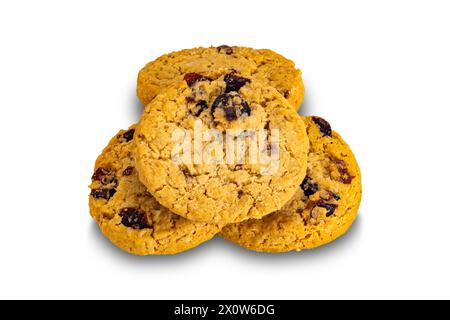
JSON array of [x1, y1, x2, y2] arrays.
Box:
[[128, 89, 144, 123], [298, 91, 314, 117], [87, 221, 219, 266], [217, 214, 363, 263], [88, 214, 362, 266], [129, 83, 313, 122]]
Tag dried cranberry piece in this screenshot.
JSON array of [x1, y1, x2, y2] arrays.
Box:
[[335, 159, 355, 184], [224, 73, 251, 93], [91, 188, 116, 200], [182, 168, 193, 179], [119, 208, 151, 230], [319, 190, 341, 202], [312, 117, 332, 137], [121, 129, 135, 142], [316, 200, 338, 217], [184, 73, 211, 87], [301, 176, 319, 197], [340, 174, 354, 184], [211, 94, 230, 114], [122, 166, 134, 176], [185, 96, 196, 104], [92, 168, 116, 185], [92, 167, 108, 181], [223, 107, 237, 121], [217, 45, 234, 55], [241, 100, 251, 116], [194, 100, 209, 117], [211, 93, 251, 121], [332, 192, 341, 201]]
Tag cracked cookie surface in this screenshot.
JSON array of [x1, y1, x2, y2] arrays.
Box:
[[135, 75, 309, 224], [137, 46, 304, 110], [220, 116, 362, 252], [89, 126, 222, 255]]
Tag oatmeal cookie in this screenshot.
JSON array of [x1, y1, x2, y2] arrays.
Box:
[[137, 46, 304, 110], [220, 116, 362, 252], [89, 126, 222, 255], [135, 74, 309, 224]]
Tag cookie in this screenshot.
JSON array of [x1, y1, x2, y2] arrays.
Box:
[[220, 116, 362, 253], [89, 126, 222, 255], [137, 46, 304, 110], [135, 73, 309, 224]]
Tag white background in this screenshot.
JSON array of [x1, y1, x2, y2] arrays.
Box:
[[1, 0, 449, 300]]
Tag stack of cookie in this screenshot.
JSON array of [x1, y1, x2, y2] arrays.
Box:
[[89, 46, 362, 255]]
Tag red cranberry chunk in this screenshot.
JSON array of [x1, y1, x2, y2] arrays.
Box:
[[301, 176, 319, 197], [194, 100, 209, 117], [121, 129, 135, 142], [240, 100, 251, 116], [92, 167, 116, 185], [335, 159, 355, 184], [313, 117, 332, 137], [211, 93, 251, 121], [119, 208, 151, 230], [184, 73, 211, 87], [211, 94, 229, 114], [185, 96, 196, 104], [91, 188, 116, 200], [332, 192, 341, 201], [224, 73, 251, 93], [223, 107, 237, 121], [182, 168, 193, 179], [316, 200, 338, 217], [217, 45, 234, 55], [122, 166, 134, 176]]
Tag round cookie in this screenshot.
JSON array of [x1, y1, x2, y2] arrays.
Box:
[[89, 126, 222, 255], [135, 73, 309, 224], [220, 116, 362, 253], [137, 45, 304, 110]]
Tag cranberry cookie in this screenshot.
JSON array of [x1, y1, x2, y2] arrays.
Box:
[[135, 74, 309, 224], [89, 126, 222, 255], [220, 116, 362, 252], [137, 46, 304, 110]]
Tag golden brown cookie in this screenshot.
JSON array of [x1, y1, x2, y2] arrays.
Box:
[[89, 126, 222, 255], [135, 73, 309, 224], [220, 116, 362, 252], [137, 46, 304, 110]]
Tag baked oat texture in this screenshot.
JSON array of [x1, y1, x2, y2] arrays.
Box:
[[89, 126, 222, 255], [135, 74, 309, 224], [220, 116, 362, 253], [137, 45, 304, 110]]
